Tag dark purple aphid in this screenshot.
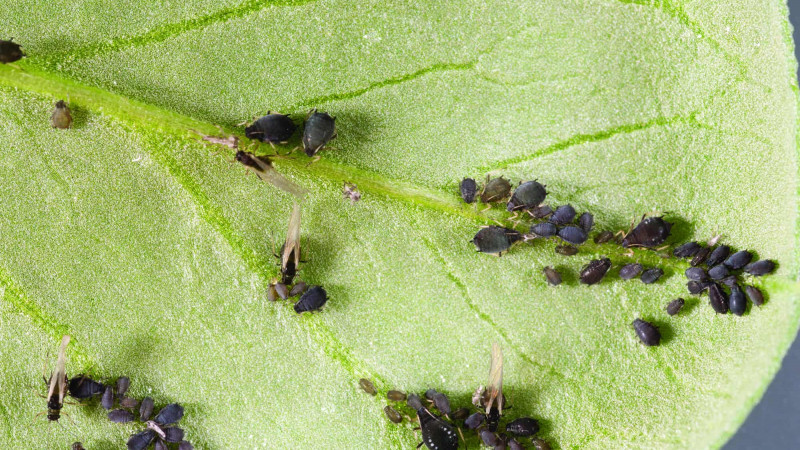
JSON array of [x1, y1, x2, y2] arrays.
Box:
[[619, 263, 643, 280], [108, 409, 135, 423], [719, 275, 738, 287], [555, 245, 578, 256], [507, 180, 547, 211], [531, 438, 552, 450], [67, 376, 105, 399], [673, 242, 701, 258], [508, 438, 524, 450], [685, 267, 709, 281], [414, 402, 459, 450], [460, 178, 478, 204], [101, 386, 114, 410], [543, 266, 562, 286], [580, 258, 611, 285], [530, 222, 557, 238], [632, 319, 661, 346], [594, 230, 614, 244], [432, 392, 451, 415], [451, 408, 469, 420], [666, 298, 685, 316], [245, 113, 296, 143], [687, 280, 712, 295], [289, 281, 307, 297], [407, 393, 424, 410], [465, 412, 485, 429], [294, 286, 328, 313], [178, 442, 194, 450], [140, 397, 155, 421], [724, 251, 753, 270], [708, 283, 729, 314], [578, 212, 594, 233], [505, 417, 540, 436], [384, 405, 402, 423], [127, 430, 156, 450], [745, 285, 764, 307], [706, 245, 730, 267], [155, 440, 167, 450], [745, 260, 776, 276], [691, 247, 710, 266], [481, 176, 512, 203], [274, 282, 289, 300], [480, 430, 502, 447], [640, 268, 663, 284], [424, 389, 438, 401], [707, 265, 729, 280], [154, 403, 184, 425], [729, 284, 746, 316], [549, 205, 576, 225], [302, 110, 336, 156], [387, 390, 406, 401], [0, 39, 23, 64], [557, 226, 587, 245], [531, 204, 553, 219], [116, 376, 131, 398], [473, 226, 522, 255], [165, 427, 185, 443], [120, 397, 139, 409], [622, 216, 673, 248], [359, 378, 377, 395]]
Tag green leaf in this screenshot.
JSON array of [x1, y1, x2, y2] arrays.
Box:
[[0, 0, 798, 448]]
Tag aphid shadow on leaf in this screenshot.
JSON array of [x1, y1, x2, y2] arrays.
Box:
[[551, 265, 577, 286], [648, 319, 674, 345], [63, 103, 91, 129]]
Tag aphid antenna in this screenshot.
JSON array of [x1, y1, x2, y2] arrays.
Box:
[[305, 155, 322, 166], [305, 108, 318, 120]]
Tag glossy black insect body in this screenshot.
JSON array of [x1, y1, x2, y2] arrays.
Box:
[[724, 251, 753, 270], [51, 100, 73, 129], [632, 319, 661, 346], [245, 113, 296, 143], [472, 226, 521, 255], [464, 412, 485, 429], [745, 260, 776, 276], [432, 393, 451, 415], [706, 245, 730, 267], [387, 390, 406, 401], [708, 283, 729, 314], [707, 265, 729, 280], [557, 226, 587, 245], [549, 205, 576, 225], [530, 222, 557, 238], [684, 267, 708, 281], [460, 178, 478, 204], [0, 39, 23, 63], [359, 378, 376, 395], [101, 386, 114, 410], [109, 409, 135, 423], [155, 403, 184, 425], [507, 180, 547, 211], [673, 242, 701, 258], [127, 430, 157, 450], [578, 212, 594, 233], [505, 417, 540, 436], [140, 397, 155, 421], [294, 286, 328, 313], [116, 376, 131, 398], [594, 230, 614, 244], [481, 176, 512, 203], [580, 258, 611, 285], [480, 430, 502, 447], [415, 404, 459, 450], [622, 216, 672, 248], [641, 268, 666, 284], [619, 263, 643, 280], [543, 266, 562, 286], [68, 375, 105, 399], [666, 298, 685, 316], [729, 284, 746, 316], [687, 280, 712, 295], [745, 285, 764, 307], [165, 427, 185, 443], [302, 110, 336, 156], [555, 244, 578, 256], [690, 247, 711, 266], [384, 405, 402, 423]]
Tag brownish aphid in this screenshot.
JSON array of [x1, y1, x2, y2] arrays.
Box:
[[359, 378, 377, 395], [51, 100, 73, 129], [343, 182, 361, 204], [384, 405, 403, 424], [387, 390, 407, 401]]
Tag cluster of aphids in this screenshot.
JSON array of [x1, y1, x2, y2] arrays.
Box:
[[43, 336, 194, 450], [674, 239, 775, 316]]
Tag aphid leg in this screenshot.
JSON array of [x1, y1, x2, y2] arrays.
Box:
[[33, 411, 47, 422], [306, 108, 317, 120], [305, 155, 322, 167], [655, 245, 669, 251], [456, 426, 467, 446], [491, 219, 505, 227], [480, 205, 492, 214]]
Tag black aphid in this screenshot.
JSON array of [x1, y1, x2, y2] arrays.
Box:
[[155, 403, 184, 425], [594, 230, 614, 244], [165, 427, 185, 443], [708, 283, 729, 314], [690, 247, 711, 266], [687, 280, 712, 295], [274, 283, 289, 300], [116, 376, 131, 398], [580, 258, 611, 285], [685, 267, 709, 281], [507, 180, 547, 211], [387, 390, 406, 401], [530, 222, 557, 238], [101, 386, 114, 410], [424, 389, 438, 401], [44, 335, 70, 422], [640, 268, 664, 284], [472, 226, 521, 255], [724, 251, 753, 270], [632, 319, 661, 346], [531, 205, 553, 219], [140, 397, 155, 421], [578, 212, 594, 233], [509, 438, 524, 450], [108, 409, 135, 423], [407, 393, 424, 410], [120, 397, 139, 409], [359, 378, 377, 395], [555, 245, 578, 256], [531, 438, 552, 450], [384, 405, 402, 423], [302, 110, 336, 157], [480, 430, 502, 447], [460, 178, 478, 204], [720, 275, 738, 287], [289, 281, 307, 297], [745, 285, 764, 307], [67, 375, 105, 399], [412, 398, 459, 450], [666, 298, 685, 316], [549, 205, 576, 225], [708, 265, 729, 280], [619, 263, 643, 280], [178, 442, 194, 450], [51, 100, 73, 129], [729, 284, 746, 316], [0, 39, 23, 64], [72, 443, 85, 450], [543, 266, 562, 286], [465, 412, 485, 429], [557, 226, 588, 245], [745, 260, 776, 276], [706, 245, 730, 267], [622, 216, 672, 248], [294, 286, 328, 313], [451, 408, 469, 420], [127, 430, 157, 450], [673, 242, 701, 258], [432, 393, 451, 415], [481, 176, 512, 203], [245, 113, 296, 143], [505, 417, 540, 436], [155, 440, 167, 450]]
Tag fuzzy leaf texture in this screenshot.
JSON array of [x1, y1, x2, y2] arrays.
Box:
[[0, 0, 798, 448]]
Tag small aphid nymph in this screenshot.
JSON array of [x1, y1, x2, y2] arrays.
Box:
[[673, 242, 701, 258], [127, 430, 157, 450], [481, 176, 512, 203], [530, 222, 557, 238], [505, 417, 540, 436], [384, 405, 403, 423], [666, 298, 685, 316], [687, 280, 712, 295], [102, 386, 114, 410], [724, 251, 753, 270], [549, 205, 576, 225], [622, 216, 673, 248], [67, 375, 105, 399], [557, 226, 587, 245], [530, 205, 553, 219], [507, 180, 547, 211], [294, 286, 328, 313], [432, 392, 451, 415], [684, 267, 709, 282], [640, 267, 664, 284], [359, 378, 377, 395], [289, 282, 308, 297], [543, 266, 562, 286], [578, 212, 594, 233], [244, 113, 296, 143], [632, 319, 661, 346], [706, 245, 730, 267], [745, 285, 764, 307], [707, 265, 729, 281], [51, 100, 73, 129], [0, 39, 23, 63], [579, 258, 611, 285], [619, 263, 643, 280], [708, 283, 729, 314], [744, 260, 776, 276], [472, 226, 522, 256], [465, 412, 485, 429], [302, 109, 336, 157], [690, 247, 711, 266], [109, 409, 135, 423], [554, 244, 578, 256], [140, 397, 155, 421], [729, 284, 746, 316], [387, 390, 406, 402], [593, 230, 614, 244], [460, 178, 478, 204]]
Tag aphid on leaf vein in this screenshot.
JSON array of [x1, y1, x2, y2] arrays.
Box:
[[42, 335, 70, 422], [51, 100, 73, 129], [244, 113, 296, 144], [621, 215, 673, 248], [67, 375, 105, 399], [302, 109, 336, 160], [460, 178, 478, 204], [235, 150, 306, 198]]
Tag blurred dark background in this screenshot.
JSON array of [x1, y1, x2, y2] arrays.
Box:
[[723, 3, 800, 448]]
